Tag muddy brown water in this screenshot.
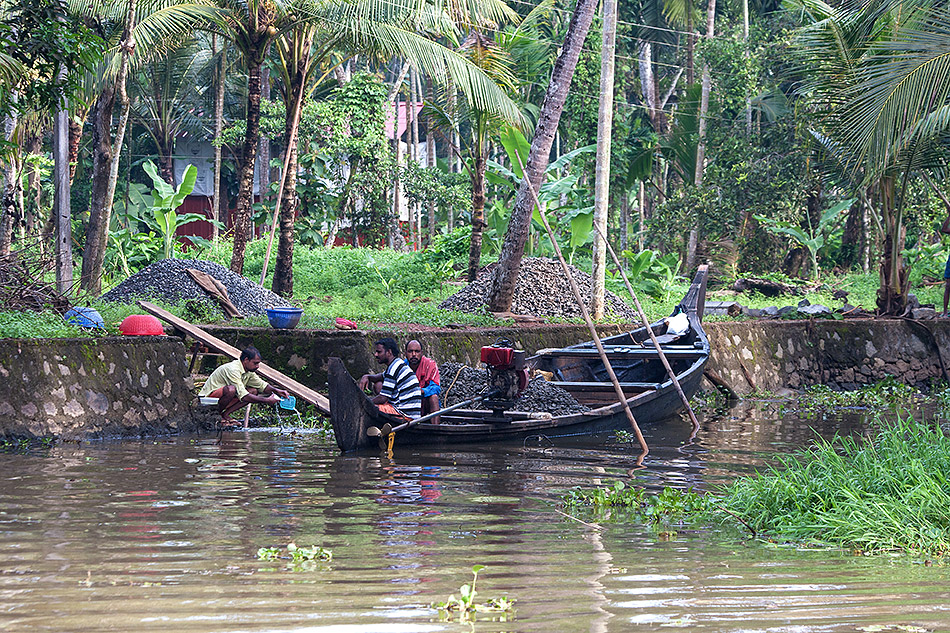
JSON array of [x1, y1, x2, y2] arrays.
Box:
[[2, 401, 948, 632]]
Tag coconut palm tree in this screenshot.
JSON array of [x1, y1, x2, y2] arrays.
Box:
[[791, 0, 944, 314], [487, 0, 599, 311], [132, 0, 526, 275]]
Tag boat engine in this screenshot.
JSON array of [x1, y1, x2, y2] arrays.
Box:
[[480, 339, 529, 420]]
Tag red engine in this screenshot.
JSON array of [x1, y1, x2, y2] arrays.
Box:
[[480, 340, 529, 415]]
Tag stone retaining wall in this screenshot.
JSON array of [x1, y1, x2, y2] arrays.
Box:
[[204, 319, 950, 397], [0, 336, 203, 439], [4, 317, 949, 439], [703, 319, 950, 394]]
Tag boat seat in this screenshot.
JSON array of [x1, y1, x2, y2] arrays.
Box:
[[535, 347, 703, 359], [548, 380, 661, 391]]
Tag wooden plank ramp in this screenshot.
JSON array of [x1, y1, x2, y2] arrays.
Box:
[[139, 301, 330, 415]]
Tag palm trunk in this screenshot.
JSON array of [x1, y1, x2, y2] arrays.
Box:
[[467, 152, 486, 281], [82, 0, 136, 295], [487, 0, 599, 311], [258, 59, 271, 207], [230, 58, 263, 274], [212, 35, 225, 240], [272, 134, 299, 297], [271, 40, 311, 297], [694, 0, 716, 186], [592, 0, 617, 319], [80, 86, 117, 291], [426, 78, 435, 245], [876, 175, 908, 315], [68, 118, 82, 184], [0, 111, 17, 256]]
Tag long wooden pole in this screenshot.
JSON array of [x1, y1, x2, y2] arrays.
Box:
[[590, 222, 700, 429], [514, 155, 648, 455]]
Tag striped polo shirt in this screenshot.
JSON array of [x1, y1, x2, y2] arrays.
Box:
[[380, 357, 423, 419]]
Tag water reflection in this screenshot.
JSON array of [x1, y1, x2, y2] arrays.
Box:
[[0, 400, 946, 633]]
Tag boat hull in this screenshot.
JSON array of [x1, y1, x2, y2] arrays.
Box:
[[328, 266, 710, 452]]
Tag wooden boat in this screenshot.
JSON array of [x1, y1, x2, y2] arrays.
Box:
[[328, 265, 709, 452]]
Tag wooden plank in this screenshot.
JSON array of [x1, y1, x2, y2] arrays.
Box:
[[138, 301, 330, 414]]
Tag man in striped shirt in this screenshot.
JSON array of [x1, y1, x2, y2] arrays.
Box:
[[358, 337, 423, 420]]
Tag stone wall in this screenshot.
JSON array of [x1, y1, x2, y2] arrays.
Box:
[[205, 319, 950, 397], [0, 336, 204, 439], [5, 317, 949, 439], [703, 319, 950, 394]]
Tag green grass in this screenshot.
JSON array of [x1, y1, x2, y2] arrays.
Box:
[[7, 238, 947, 339], [716, 416, 950, 557]]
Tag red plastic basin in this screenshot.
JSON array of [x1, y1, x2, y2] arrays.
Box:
[[119, 314, 165, 336]]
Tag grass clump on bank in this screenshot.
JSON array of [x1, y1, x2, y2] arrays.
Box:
[[718, 416, 950, 557]]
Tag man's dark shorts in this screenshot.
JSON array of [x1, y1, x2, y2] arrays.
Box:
[[944, 254, 950, 280]]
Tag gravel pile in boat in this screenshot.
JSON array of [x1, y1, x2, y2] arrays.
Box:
[[440, 362, 590, 416], [439, 257, 637, 320], [99, 259, 292, 317]]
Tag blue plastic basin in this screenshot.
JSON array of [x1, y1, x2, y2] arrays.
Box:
[[64, 307, 105, 329], [266, 307, 304, 329]]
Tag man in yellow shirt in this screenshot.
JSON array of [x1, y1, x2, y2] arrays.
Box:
[[199, 346, 289, 427]]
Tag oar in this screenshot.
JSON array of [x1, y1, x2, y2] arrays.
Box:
[[366, 390, 497, 440]]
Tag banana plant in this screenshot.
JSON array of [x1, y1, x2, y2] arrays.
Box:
[[142, 160, 213, 259]]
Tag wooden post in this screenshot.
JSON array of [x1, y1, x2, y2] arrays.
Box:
[[591, 222, 701, 429], [515, 155, 648, 456]]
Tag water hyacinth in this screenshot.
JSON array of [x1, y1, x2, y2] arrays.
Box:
[[717, 416, 950, 557]]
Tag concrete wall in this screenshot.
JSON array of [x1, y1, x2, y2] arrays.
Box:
[[0, 336, 203, 439]]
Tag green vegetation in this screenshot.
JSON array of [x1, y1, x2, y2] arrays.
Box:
[[434, 565, 515, 623], [717, 417, 950, 558], [777, 377, 924, 417], [0, 436, 56, 452], [256, 543, 332, 570], [563, 481, 709, 532], [569, 416, 950, 559]]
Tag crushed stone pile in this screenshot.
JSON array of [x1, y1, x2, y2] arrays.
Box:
[[99, 259, 292, 317], [440, 362, 590, 416], [438, 257, 637, 319]]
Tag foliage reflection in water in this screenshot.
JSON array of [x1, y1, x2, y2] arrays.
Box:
[[0, 401, 948, 632]]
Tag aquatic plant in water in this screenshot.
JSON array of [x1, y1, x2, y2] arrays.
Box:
[[716, 416, 950, 558], [434, 565, 515, 622], [562, 481, 710, 533], [256, 543, 332, 569], [781, 377, 923, 417]]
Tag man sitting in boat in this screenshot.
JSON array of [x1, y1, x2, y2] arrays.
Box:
[[199, 346, 289, 427], [405, 339, 441, 424], [358, 338, 423, 420]]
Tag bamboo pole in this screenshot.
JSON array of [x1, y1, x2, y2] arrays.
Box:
[[590, 222, 700, 429], [514, 155, 648, 455]]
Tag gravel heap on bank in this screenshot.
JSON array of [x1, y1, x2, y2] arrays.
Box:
[[439, 257, 638, 319], [440, 362, 590, 416], [99, 259, 292, 317]]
